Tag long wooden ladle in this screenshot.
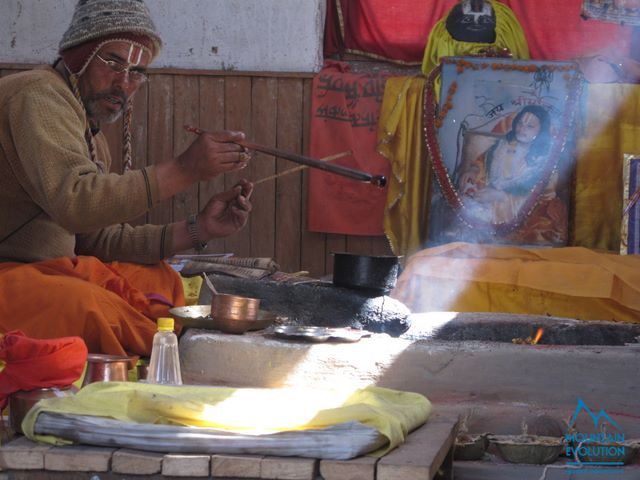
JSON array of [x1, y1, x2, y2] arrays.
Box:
[[184, 125, 387, 187]]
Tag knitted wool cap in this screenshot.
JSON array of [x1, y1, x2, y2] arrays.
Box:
[[59, 0, 162, 57]]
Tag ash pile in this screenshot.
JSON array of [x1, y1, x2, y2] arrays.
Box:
[[200, 273, 411, 337]]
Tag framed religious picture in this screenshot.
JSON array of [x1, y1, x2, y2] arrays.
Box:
[[424, 56, 584, 247], [620, 153, 640, 255]]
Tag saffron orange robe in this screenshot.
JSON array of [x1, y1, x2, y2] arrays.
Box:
[[0, 257, 185, 358]]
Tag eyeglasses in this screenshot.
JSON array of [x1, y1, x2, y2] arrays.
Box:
[[95, 54, 148, 83]]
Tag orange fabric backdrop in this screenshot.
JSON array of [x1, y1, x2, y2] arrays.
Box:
[[308, 61, 391, 235]]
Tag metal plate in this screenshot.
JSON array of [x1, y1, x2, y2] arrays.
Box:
[[272, 325, 332, 342], [169, 305, 211, 320], [271, 325, 369, 343], [169, 305, 278, 331], [326, 328, 371, 343]]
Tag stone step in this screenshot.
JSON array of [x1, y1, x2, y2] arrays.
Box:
[[0, 416, 458, 480]]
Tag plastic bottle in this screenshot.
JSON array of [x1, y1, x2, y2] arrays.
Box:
[[146, 317, 182, 385]]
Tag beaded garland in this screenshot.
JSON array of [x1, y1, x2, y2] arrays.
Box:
[[423, 58, 584, 236]]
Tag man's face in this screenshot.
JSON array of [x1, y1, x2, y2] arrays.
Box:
[[78, 41, 151, 125]]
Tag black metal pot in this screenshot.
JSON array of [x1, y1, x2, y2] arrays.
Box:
[[332, 252, 402, 294]]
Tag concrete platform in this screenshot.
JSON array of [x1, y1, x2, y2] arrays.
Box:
[[179, 327, 640, 436]]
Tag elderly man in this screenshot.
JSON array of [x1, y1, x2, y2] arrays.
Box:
[[0, 0, 253, 358]]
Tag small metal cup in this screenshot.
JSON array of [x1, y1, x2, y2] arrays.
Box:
[[82, 353, 130, 387], [9, 386, 76, 434], [211, 293, 260, 321]]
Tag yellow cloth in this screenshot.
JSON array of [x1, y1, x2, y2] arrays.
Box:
[[22, 382, 431, 456], [180, 274, 203, 306], [421, 0, 530, 96], [573, 83, 640, 251], [392, 242, 640, 323], [377, 76, 429, 257]]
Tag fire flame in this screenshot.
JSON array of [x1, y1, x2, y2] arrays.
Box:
[[531, 327, 544, 345]]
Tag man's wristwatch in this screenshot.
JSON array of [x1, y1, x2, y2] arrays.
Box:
[[186, 214, 208, 253]]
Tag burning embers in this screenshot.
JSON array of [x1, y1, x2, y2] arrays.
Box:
[[512, 327, 544, 345]]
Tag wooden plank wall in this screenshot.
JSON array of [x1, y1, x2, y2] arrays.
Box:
[[0, 66, 392, 278]]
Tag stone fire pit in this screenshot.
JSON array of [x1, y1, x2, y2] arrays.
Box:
[[183, 277, 640, 478], [200, 273, 411, 336]]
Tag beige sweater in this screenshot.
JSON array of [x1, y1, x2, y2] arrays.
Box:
[[0, 67, 174, 263]]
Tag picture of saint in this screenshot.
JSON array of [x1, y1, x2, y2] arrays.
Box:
[[455, 105, 553, 225], [425, 57, 581, 248], [430, 105, 570, 246]]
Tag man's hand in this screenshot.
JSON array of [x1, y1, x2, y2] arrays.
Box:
[[178, 130, 251, 182], [155, 129, 252, 202], [199, 179, 253, 239]]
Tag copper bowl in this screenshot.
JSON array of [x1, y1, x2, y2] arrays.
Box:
[[212, 293, 261, 320], [9, 386, 77, 434], [82, 353, 130, 387], [211, 293, 261, 334], [211, 316, 263, 334]]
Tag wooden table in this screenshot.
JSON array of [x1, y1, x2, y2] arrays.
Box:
[[0, 416, 458, 480]]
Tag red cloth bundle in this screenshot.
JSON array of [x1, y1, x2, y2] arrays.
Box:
[[0, 331, 87, 409]]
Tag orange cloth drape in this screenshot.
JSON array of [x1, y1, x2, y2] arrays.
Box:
[[0, 331, 87, 408], [392, 242, 640, 323], [0, 256, 185, 358], [308, 61, 391, 235]]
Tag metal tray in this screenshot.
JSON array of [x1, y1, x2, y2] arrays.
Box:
[[271, 325, 369, 343], [272, 325, 332, 342], [169, 305, 278, 332]]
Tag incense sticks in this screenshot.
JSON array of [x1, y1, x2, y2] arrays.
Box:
[[254, 150, 352, 185]]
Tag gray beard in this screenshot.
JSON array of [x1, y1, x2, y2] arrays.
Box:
[[85, 99, 124, 124]]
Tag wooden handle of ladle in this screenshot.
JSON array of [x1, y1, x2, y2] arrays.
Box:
[[254, 150, 352, 185]]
